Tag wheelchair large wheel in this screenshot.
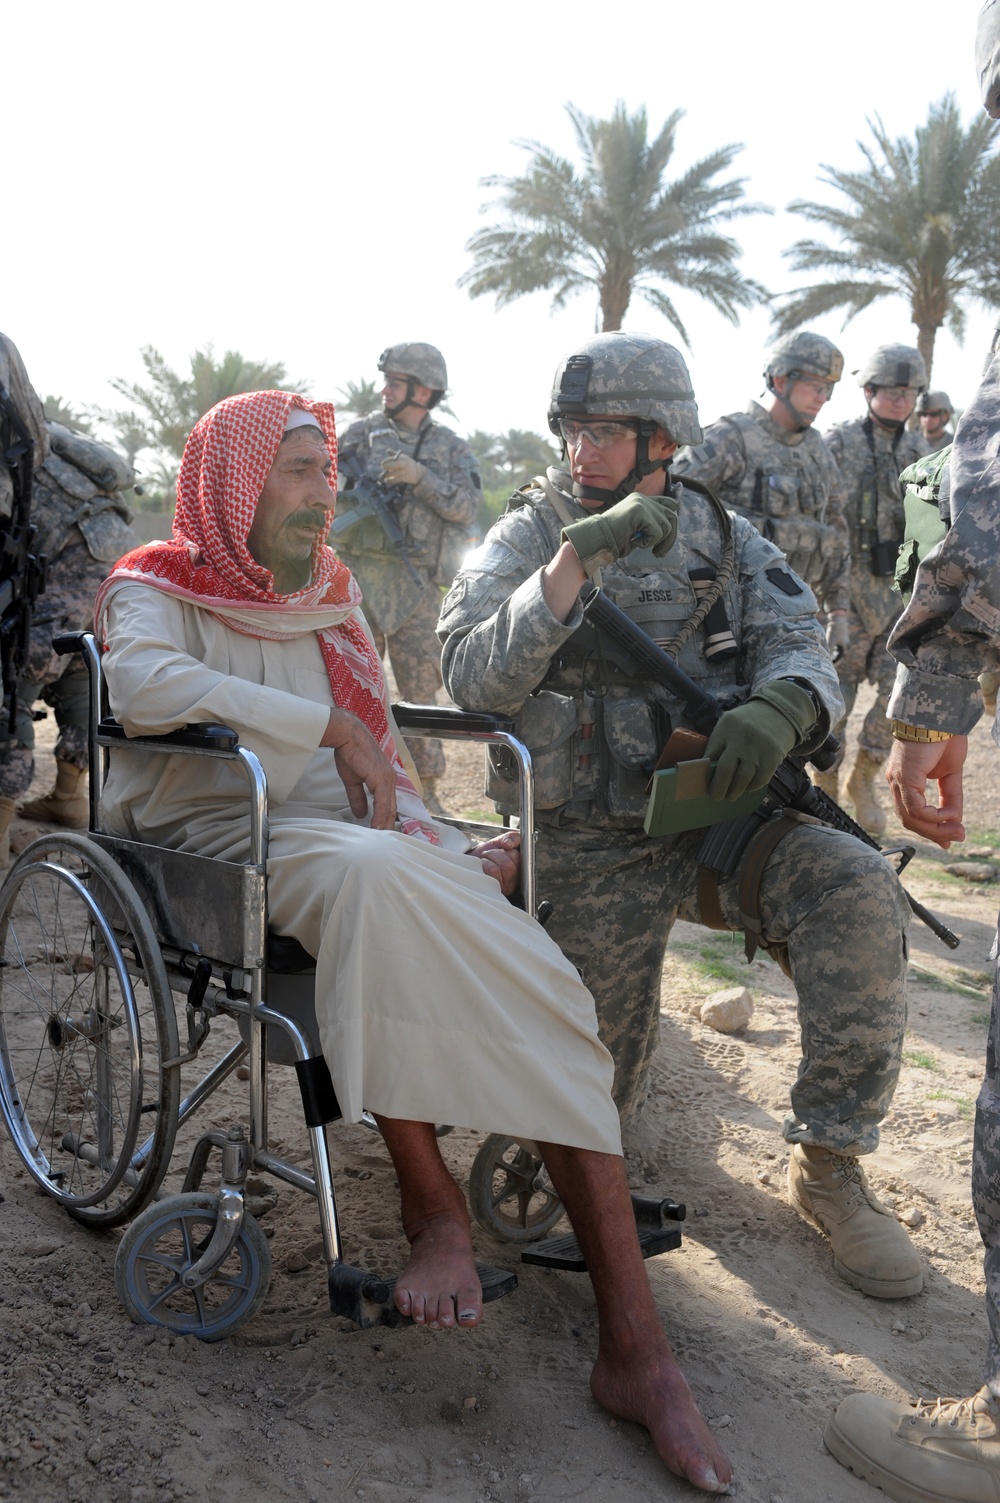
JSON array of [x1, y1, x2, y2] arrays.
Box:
[[114, 1192, 271, 1341], [468, 1134, 564, 1243], [0, 835, 179, 1228]]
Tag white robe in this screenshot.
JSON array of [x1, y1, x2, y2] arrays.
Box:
[[100, 583, 621, 1155]]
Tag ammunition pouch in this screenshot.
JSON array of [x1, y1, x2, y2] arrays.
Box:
[[869, 537, 900, 578], [762, 514, 837, 588]]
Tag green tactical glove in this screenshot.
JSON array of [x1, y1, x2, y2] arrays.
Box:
[[704, 680, 818, 801], [561, 492, 680, 577]]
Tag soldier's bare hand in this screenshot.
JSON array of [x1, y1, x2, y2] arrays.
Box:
[[321, 709, 398, 829], [885, 735, 968, 849], [468, 829, 521, 897]]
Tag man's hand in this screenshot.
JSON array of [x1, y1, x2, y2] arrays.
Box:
[[561, 492, 680, 576], [381, 454, 425, 488], [321, 708, 398, 829], [467, 829, 521, 897], [826, 610, 850, 662], [885, 735, 968, 848]]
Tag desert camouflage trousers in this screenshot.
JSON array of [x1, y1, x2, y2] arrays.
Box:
[[0, 542, 101, 798], [976, 916, 1000, 1393], [828, 608, 897, 770], [535, 815, 908, 1149], [367, 584, 446, 783]]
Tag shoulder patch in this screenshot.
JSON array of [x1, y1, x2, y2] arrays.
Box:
[[764, 566, 804, 597]]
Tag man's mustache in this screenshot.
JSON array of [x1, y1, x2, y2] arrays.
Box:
[[285, 508, 330, 530]]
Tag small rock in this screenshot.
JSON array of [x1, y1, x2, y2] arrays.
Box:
[[86, 1444, 102, 1465], [284, 1251, 311, 1274], [967, 845, 996, 859], [715, 1414, 733, 1428], [236, 1065, 251, 1081], [463, 1395, 478, 1410], [892, 1319, 906, 1333], [24, 1241, 62, 1258], [700, 987, 753, 1034], [944, 861, 995, 883], [756, 1170, 771, 1185], [900, 1207, 923, 1228]]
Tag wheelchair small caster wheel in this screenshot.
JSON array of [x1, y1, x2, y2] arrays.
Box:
[[114, 1192, 271, 1341], [468, 1134, 563, 1243]]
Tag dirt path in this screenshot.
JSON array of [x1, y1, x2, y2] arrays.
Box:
[[0, 692, 996, 1503]]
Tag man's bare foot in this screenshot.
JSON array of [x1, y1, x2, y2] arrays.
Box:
[[393, 1211, 483, 1330], [591, 1340, 734, 1494]]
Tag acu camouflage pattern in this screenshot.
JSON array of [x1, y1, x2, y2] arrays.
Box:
[[547, 333, 702, 447], [765, 330, 844, 383], [673, 402, 850, 613], [824, 417, 929, 764], [0, 421, 138, 798], [888, 325, 1000, 1393], [0, 333, 48, 520], [335, 412, 481, 782], [440, 469, 908, 1136]]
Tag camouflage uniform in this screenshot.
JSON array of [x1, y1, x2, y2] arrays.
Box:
[[674, 401, 851, 616], [888, 332, 1000, 1392], [440, 468, 909, 1141], [0, 419, 137, 798], [824, 417, 928, 766], [335, 412, 480, 781]]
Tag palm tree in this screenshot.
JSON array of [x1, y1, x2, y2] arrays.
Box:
[[100, 344, 305, 460], [460, 102, 768, 341], [43, 396, 93, 435], [336, 377, 382, 420], [773, 95, 1000, 380]]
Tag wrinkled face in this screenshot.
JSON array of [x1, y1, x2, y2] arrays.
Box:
[[247, 426, 334, 593], [867, 384, 919, 425]]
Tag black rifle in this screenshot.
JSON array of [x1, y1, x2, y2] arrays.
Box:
[[0, 385, 44, 735], [582, 582, 960, 951], [329, 450, 423, 589]]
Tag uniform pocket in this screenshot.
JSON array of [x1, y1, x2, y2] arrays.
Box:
[[486, 689, 580, 811], [602, 693, 661, 820]]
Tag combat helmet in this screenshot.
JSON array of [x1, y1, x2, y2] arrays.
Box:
[[763, 331, 844, 430], [918, 389, 953, 416], [978, 0, 1000, 118], [856, 344, 927, 391], [377, 342, 448, 416], [548, 332, 702, 505]]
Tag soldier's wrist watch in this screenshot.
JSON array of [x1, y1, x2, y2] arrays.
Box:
[[890, 719, 954, 743]]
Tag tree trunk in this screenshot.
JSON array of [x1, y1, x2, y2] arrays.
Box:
[[600, 279, 631, 332], [914, 321, 938, 388]]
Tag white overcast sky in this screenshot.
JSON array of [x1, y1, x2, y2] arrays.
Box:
[[5, 0, 993, 465]]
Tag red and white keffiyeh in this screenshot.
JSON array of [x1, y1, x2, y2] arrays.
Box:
[[96, 389, 438, 841]]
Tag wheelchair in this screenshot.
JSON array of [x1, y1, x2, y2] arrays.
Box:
[[0, 631, 684, 1342]]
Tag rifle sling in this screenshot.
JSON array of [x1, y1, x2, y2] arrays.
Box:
[[697, 808, 819, 965]]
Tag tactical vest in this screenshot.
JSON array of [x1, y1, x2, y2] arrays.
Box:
[[717, 412, 838, 588]]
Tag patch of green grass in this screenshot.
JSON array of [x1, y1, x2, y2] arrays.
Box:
[[456, 808, 503, 825], [965, 828, 1000, 850], [903, 1048, 939, 1070], [908, 963, 990, 998], [691, 953, 749, 987], [927, 1089, 975, 1120], [971, 1013, 992, 1028]]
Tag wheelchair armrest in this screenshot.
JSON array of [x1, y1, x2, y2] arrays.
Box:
[[53, 631, 89, 656], [391, 703, 514, 735], [98, 717, 241, 752]]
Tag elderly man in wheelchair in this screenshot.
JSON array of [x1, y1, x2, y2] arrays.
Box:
[[0, 391, 733, 1495]]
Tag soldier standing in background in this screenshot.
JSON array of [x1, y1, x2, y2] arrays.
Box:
[[672, 330, 849, 656], [440, 332, 922, 1303], [821, 345, 929, 833], [917, 388, 955, 448], [0, 332, 138, 856], [334, 344, 481, 811]]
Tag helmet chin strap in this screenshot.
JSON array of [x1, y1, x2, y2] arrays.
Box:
[[767, 372, 814, 432], [570, 423, 669, 509], [384, 378, 436, 422], [865, 394, 905, 436]]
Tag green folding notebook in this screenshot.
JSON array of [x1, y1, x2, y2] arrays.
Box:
[[643, 758, 766, 836]]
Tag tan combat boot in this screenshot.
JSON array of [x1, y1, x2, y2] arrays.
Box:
[[787, 1144, 923, 1297], [0, 796, 15, 869], [981, 670, 999, 718], [845, 749, 887, 836], [20, 761, 88, 829], [825, 1386, 1000, 1503], [811, 767, 839, 802]]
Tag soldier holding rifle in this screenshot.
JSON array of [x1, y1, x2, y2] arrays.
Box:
[[439, 331, 923, 1301]]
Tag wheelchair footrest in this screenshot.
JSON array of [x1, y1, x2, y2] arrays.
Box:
[[520, 1194, 686, 1273], [328, 1260, 517, 1329]]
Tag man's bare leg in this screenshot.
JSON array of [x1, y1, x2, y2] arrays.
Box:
[[539, 1142, 734, 1495], [375, 1116, 483, 1330]]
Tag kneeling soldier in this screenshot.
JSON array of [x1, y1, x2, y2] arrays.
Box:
[[439, 331, 921, 1300]]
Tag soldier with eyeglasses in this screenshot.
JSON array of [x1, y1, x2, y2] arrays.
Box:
[[439, 332, 921, 1306]]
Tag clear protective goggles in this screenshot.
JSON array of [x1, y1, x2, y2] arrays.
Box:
[[556, 417, 639, 450]]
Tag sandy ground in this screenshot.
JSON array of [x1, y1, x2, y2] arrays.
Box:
[[1, 688, 997, 1503]]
